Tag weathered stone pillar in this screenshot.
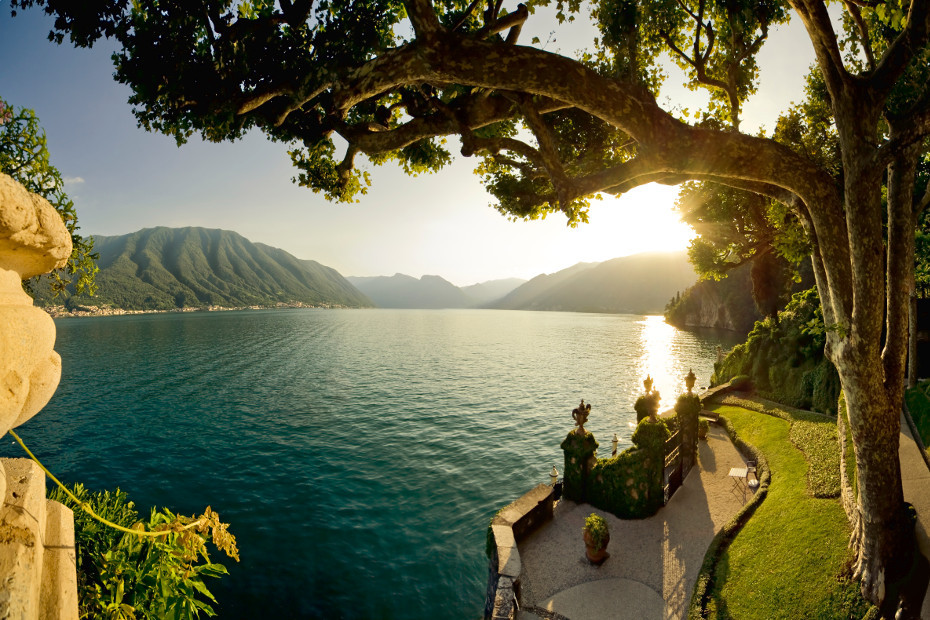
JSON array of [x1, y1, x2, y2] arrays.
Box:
[[560, 431, 598, 502], [0, 172, 77, 619]]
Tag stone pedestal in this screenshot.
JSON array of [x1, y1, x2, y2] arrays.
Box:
[[0, 172, 77, 619], [676, 393, 701, 476], [560, 431, 598, 503]]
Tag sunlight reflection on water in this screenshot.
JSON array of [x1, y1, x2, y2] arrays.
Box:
[[638, 315, 689, 411]]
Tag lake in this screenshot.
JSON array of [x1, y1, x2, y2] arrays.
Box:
[[3, 309, 741, 618]]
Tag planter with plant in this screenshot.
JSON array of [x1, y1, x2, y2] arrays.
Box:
[[699, 418, 709, 440], [582, 513, 610, 564]]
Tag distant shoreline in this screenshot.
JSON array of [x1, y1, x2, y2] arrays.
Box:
[[41, 301, 358, 319]]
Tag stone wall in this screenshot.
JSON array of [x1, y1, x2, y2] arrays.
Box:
[[484, 484, 555, 620], [0, 173, 78, 618]]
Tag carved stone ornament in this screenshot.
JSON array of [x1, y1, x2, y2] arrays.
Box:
[[572, 399, 592, 435], [685, 369, 696, 394]]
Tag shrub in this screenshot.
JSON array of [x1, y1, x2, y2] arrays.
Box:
[[634, 391, 661, 422], [48, 483, 235, 620], [711, 288, 841, 415], [583, 513, 609, 548], [698, 418, 709, 439], [729, 374, 752, 390], [632, 416, 671, 452]]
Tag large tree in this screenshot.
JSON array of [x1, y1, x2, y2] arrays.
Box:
[[14, 0, 930, 606]]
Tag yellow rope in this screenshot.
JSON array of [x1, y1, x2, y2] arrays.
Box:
[[8, 429, 202, 538]]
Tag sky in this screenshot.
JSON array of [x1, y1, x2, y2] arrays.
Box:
[[0, 3, 817, 286]]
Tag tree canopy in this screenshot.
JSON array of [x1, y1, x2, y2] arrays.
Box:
[[0, 96, 98, 295], [13, 0, 930, 610]]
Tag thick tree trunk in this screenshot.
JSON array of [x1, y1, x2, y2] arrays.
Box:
[[840, 366, 907, 603], [827, 144, 918, 607]]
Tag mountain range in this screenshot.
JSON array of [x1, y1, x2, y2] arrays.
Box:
[[489, 252, 696, 314], [346, 274, 528, 308], [33, 227, 372, 310], [34, 226, 698, 316]]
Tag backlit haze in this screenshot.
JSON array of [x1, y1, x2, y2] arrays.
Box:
[[0, 6, 815, 286]]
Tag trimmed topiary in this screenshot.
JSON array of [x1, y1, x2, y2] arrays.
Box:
[[634, 391, 662, 422], [729, 374, 752, 390]]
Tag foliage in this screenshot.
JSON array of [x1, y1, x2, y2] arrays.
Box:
[[578, 417, 670, 518], [676, 393, 701, 419], [727, 374, 751, 391], [675, 392, 700, 449], [633, 390, 661, 422], [630, 415, 670, 453], [586, 445, 657, 518], [582, 513, 609, 549], [676, 181, 808, 323], [47, 482, 235, 619], [696, 403, 869, 619], [713, 288, 841, 415], [15, 0, 930, 598], [559, 430, 598, 503], [904, 381, 930, 458], [0, 96, 98, 296]]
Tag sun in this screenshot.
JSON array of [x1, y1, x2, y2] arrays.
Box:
[[580, 184, 696, 261]]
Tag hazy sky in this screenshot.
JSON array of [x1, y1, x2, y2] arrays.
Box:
[[0, 4, 816, 286]]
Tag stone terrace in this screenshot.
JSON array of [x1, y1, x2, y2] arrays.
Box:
[[515, 423, 748, 619]]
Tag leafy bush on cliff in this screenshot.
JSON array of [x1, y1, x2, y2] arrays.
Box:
[[712, 288, 840, 415]]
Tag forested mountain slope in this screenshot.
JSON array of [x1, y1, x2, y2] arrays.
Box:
[[33, 227, 372, 310]]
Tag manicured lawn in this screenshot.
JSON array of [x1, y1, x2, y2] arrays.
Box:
[[704, 402, 869, 619]]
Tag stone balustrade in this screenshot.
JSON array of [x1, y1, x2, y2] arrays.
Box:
[[0, 172, 78, 618]]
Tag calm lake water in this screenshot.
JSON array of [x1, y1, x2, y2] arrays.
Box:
[[5, 309, 741, 618]]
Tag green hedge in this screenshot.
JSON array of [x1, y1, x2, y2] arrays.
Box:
[[718, 394, 839, 498], [583, 418, 669, 519], [560, 431, 598, 502]]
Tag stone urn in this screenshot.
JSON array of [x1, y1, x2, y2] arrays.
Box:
[[0, 172, 77, 619], [0, 173, 72, 497]]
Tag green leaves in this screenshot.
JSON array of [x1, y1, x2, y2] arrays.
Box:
[[289, 139, 372, 202], [0, 96, 98, 296], [47, 483, 232, 620]]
